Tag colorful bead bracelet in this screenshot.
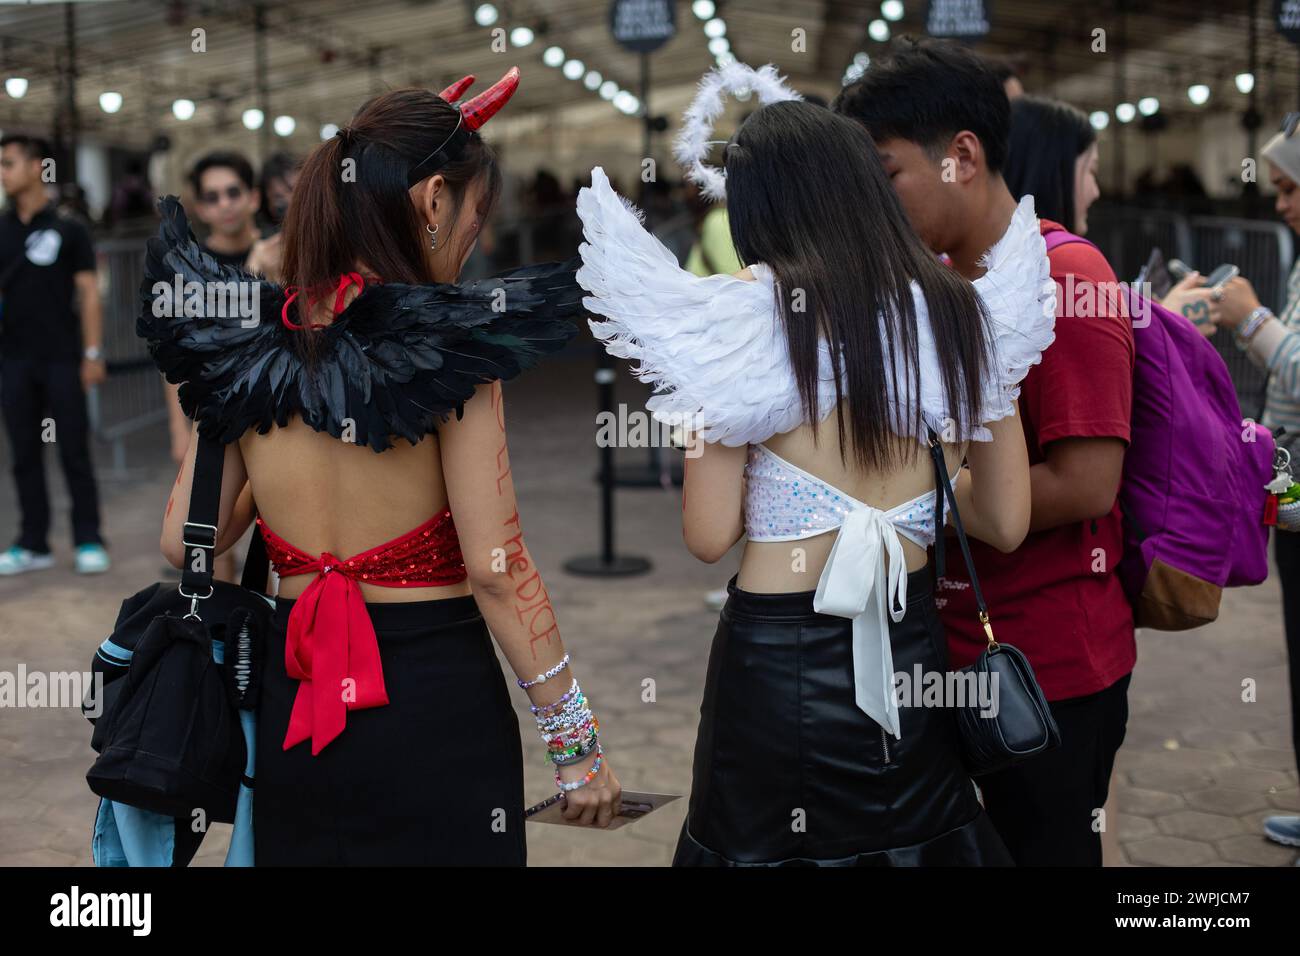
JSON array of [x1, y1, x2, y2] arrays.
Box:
[[555, 747, 603, 791], [530, 678, 579, 715]]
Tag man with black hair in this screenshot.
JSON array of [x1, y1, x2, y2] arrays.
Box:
[[0, 133, 109, 574], [165, 151, 263, 465], [187, 150, 262, 269], [834, 37, 1136, 867]]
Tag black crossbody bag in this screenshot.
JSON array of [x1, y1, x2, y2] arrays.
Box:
[[927, 431, 1061, 777], [83, 435, 271, 822]]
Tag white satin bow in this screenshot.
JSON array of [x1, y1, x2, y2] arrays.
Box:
[[812, 505, 909, 739]]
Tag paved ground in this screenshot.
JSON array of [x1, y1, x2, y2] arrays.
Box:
[[0, 345, 1296, 866]]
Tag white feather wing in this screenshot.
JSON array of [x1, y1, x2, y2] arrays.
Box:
[[576, 166, 820, 446], [577, 167, 1056, 448]]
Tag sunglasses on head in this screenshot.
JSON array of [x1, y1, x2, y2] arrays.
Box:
[[199, 184, 247, 205]]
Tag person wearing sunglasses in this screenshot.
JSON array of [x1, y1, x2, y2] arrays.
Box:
[[160, 152, 265, 581], [188, 151, 262, 269]]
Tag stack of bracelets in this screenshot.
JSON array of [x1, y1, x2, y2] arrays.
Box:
[[1236, 306, 1276, 351], [519, 655, 603, 792]]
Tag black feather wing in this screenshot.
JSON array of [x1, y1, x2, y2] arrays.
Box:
[[137, 195, 582, 451]]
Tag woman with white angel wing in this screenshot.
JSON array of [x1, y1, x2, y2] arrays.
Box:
[[576, 63, 1055, 866]]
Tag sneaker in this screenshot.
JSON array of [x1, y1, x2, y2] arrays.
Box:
[[74, 543, 111, 574], [1263, 815, 1300, 847], [0, 546, 55, 576]]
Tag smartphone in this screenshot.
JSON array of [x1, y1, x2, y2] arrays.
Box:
[[1205, 264, 1239, 289]]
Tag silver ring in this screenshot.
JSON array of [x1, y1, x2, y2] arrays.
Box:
[[1211, 288, 1224, 302]]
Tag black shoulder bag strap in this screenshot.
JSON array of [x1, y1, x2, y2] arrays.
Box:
[[179, 434, 269, 618], [928, 428, 999, 650]]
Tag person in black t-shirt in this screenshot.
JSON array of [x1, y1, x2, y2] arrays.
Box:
[[161, 151, 263, 584], [163, 152, 262, 464], [0, 134, 109, 575]]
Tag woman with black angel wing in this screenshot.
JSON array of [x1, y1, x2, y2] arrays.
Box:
[[140, 69, 619, 865]]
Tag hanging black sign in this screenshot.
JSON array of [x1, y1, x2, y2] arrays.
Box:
[[609, 0, 677, 54], [926, 0, 992, 39], [1277, 0, 1300, 44]]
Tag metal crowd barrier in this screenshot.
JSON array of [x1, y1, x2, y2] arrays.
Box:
[[89, 236, 166, 477], [1088, 206, 1294, 422]]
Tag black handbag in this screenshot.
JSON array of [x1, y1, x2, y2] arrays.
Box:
[[83, 434, 270, 823], [927, 432, 1061, 777]]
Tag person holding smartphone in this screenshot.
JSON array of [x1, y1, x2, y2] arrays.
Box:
[[1161, 268, 1234, 339], [1185, 122, 1300, 858]]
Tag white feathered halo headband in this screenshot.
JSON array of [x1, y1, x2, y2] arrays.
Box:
[[672, 61, 803, 202]]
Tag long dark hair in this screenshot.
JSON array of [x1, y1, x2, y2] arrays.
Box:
[[725, 100, 990, 471], [1002, 95, 1094, 230], [279, 88, 502, 353]]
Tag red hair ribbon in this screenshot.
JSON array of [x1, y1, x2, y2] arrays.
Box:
[[281, 272, 373, 330]]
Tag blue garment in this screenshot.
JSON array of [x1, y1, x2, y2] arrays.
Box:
[[90, 636, 257, 866]]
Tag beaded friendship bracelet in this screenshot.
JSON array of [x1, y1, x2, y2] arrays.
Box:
[[530, 677, 604, 788], [551, 737, 600, 766], [555, 747, 603, 791], [530, 678, 579, 715], [518, 653, 570, 689], [542, 714, 596, 743]]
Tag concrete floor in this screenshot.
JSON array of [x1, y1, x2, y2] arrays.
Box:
[[0, 346, 1296, 866]]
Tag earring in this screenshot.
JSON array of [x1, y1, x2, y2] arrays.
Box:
[[426, 222, 440, 251]]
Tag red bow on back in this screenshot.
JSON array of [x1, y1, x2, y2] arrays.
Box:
[[280, 552, 390, 754]]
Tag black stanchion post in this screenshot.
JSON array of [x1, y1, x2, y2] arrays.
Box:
[[564, 354, 652, 577], [608, 2, 683, 490]]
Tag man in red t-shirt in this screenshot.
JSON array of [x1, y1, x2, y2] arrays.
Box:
[[941, 226, 1135, 699], [835, 40, 1136, 866], [938, 222, 1136, 865]]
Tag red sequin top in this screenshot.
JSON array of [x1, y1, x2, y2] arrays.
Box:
[[256, 508, 467, 755]]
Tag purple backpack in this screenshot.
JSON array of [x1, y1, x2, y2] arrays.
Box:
[[1044, 229, 1273, 630]]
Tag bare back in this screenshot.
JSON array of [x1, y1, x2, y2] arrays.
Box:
[[240, 420, 470, 602]]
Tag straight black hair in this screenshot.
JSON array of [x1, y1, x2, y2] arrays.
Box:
[[0, 133, 50, 162], [1002, 95, 1095, 231], [188, 150, 256, 194], [725, 100, 991, 471], [832, 36, 1010, 173]]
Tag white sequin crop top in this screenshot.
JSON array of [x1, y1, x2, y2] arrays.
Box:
[[744, 443, 952, 548], [742, 442, 960, 742]]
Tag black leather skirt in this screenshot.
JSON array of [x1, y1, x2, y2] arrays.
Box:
[[254, 594, 526, 866], [673, 570, 1012, 866]]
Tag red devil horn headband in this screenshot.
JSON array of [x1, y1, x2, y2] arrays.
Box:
[[459, 66, 520, 130], [437, 68, 519, 130], [438, 75, 476, 103], [407, 66, 519, 186]]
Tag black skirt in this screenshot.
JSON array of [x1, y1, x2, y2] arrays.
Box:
[[254, 594, 526, 866], [673, 569, 1013, 866]]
